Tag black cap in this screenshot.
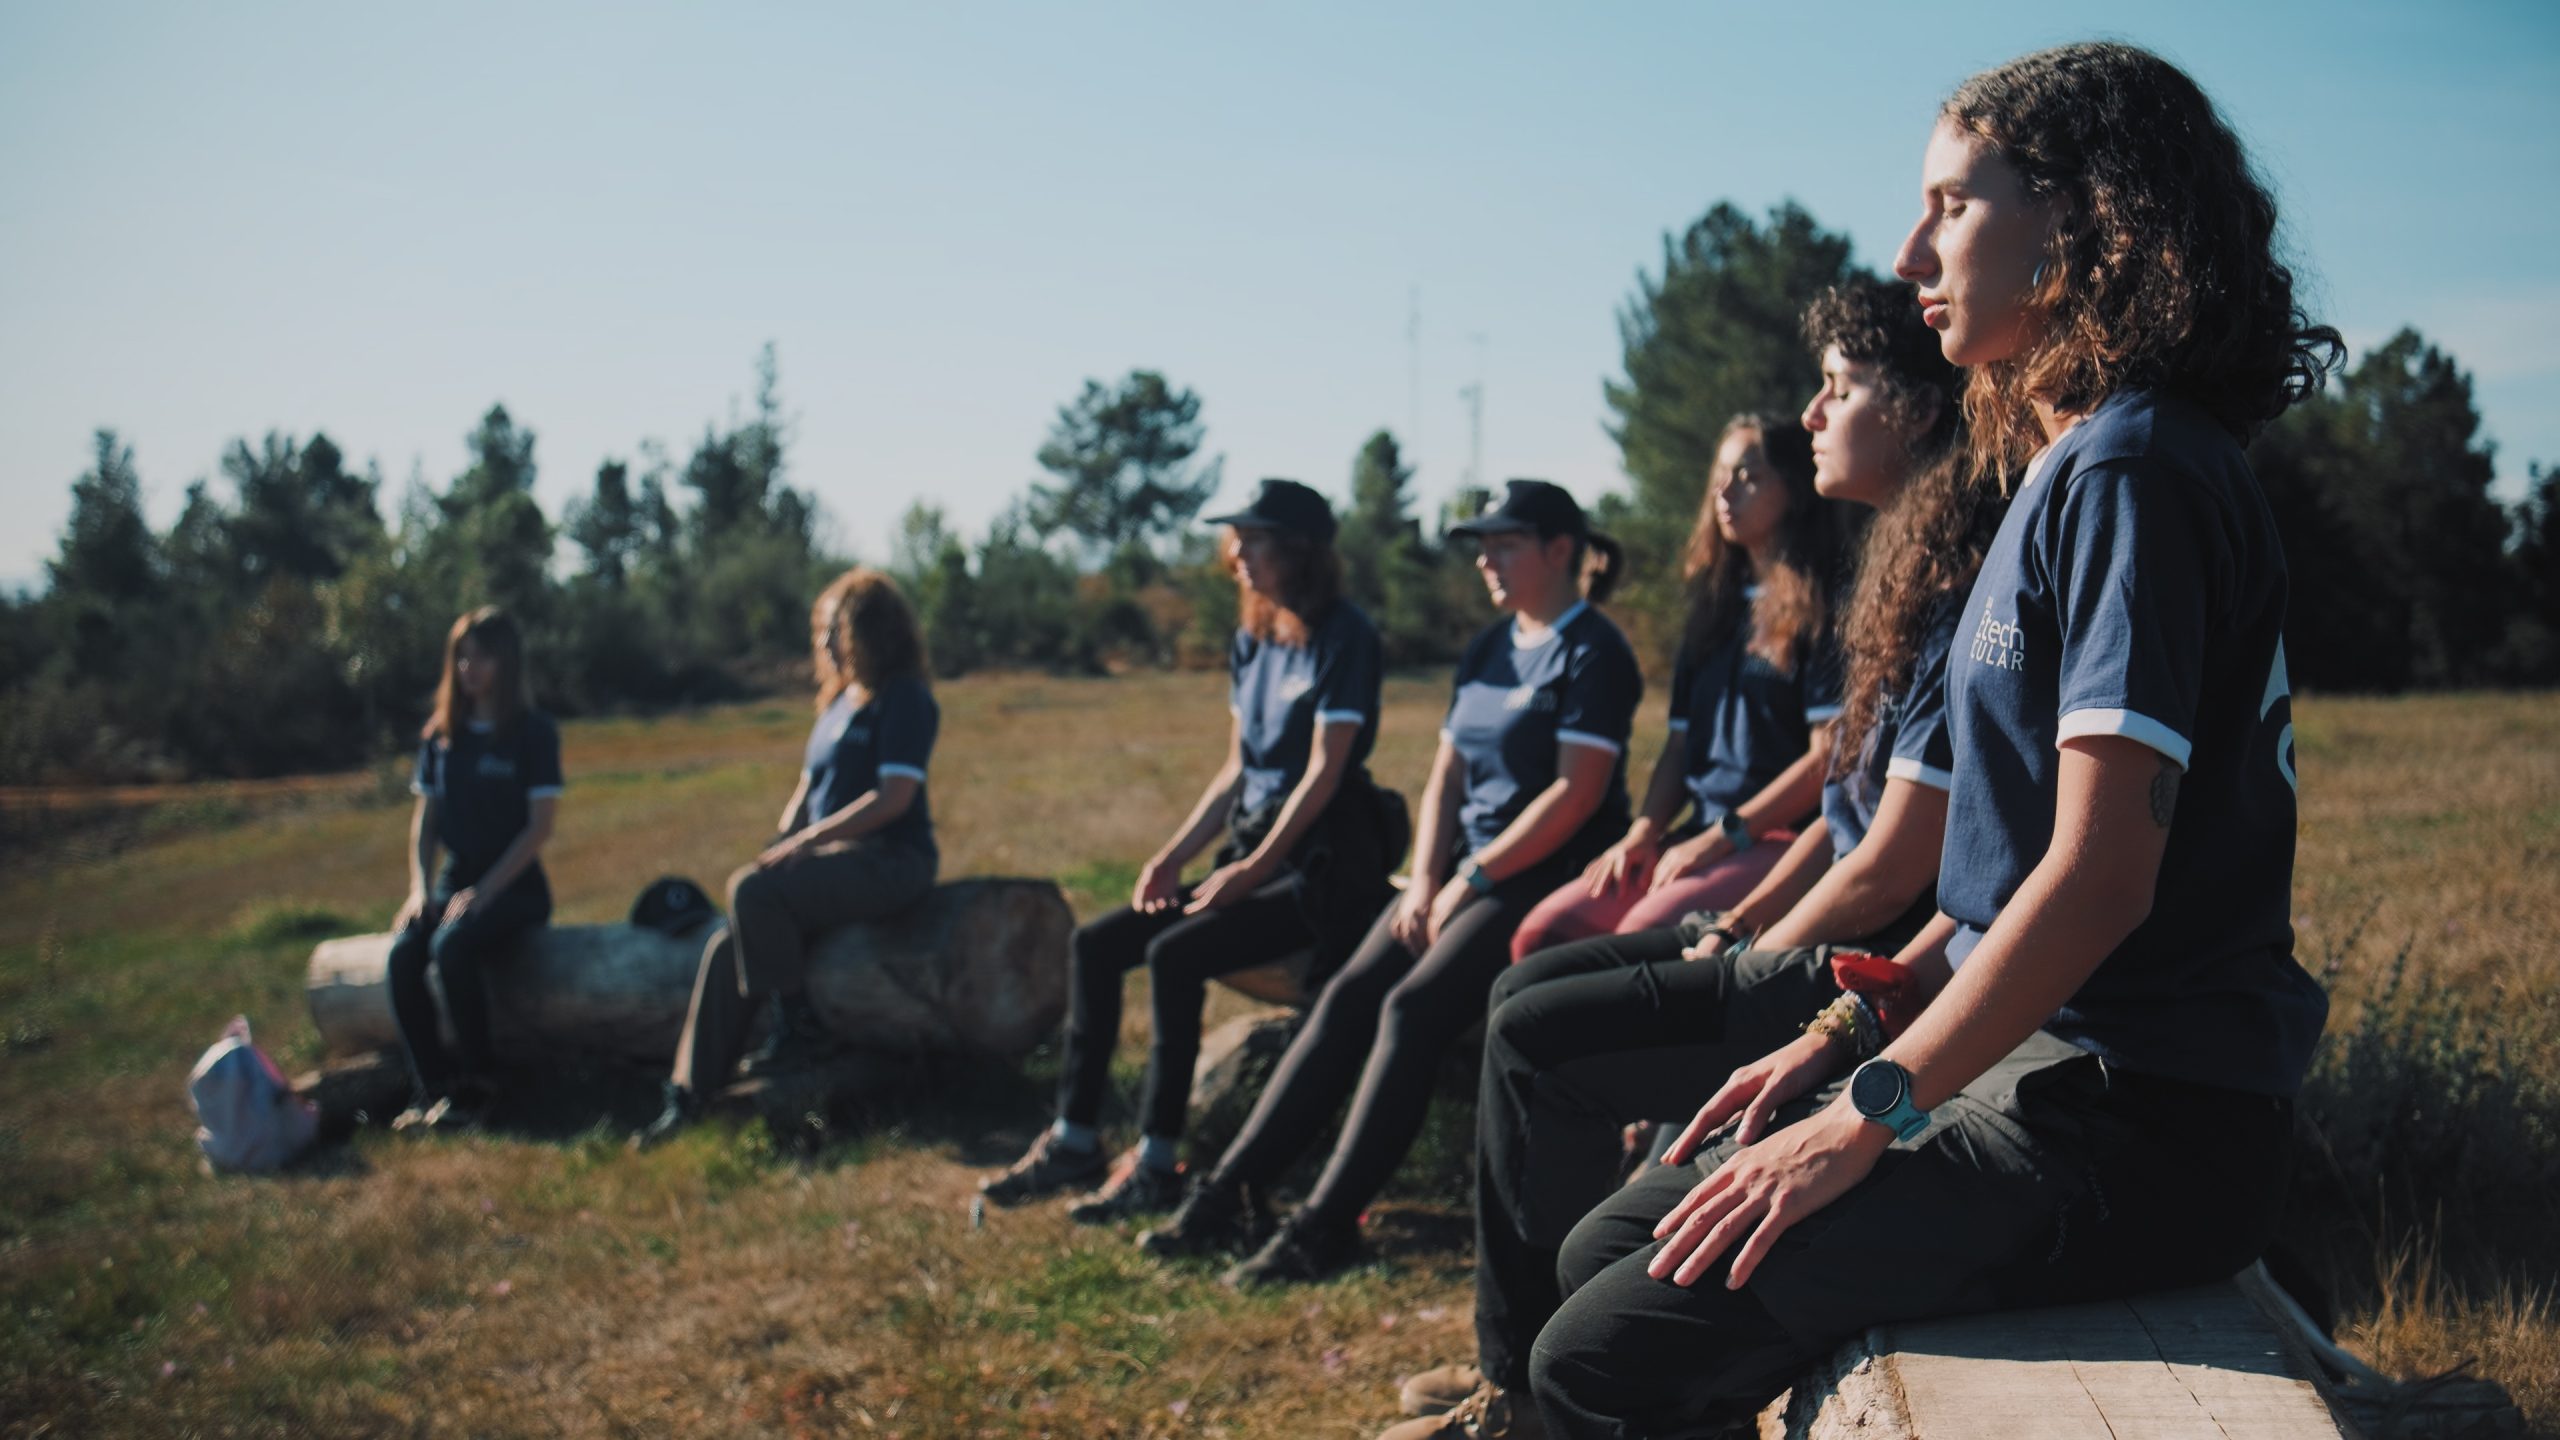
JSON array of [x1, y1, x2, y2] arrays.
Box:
[[1205, 478, 1337, 542], [1449, 479, 1588, 541]]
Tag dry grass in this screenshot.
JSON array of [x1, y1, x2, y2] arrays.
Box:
[[0, 675, 2549, 1437]]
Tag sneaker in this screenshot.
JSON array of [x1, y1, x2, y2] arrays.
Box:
[[1377, 1383, 1545, 1440], [393, 1093, 483, 1133], [1136, 1176, 1267, 1259], [978, 1131, 1107, 1207], [1399, 1364, 1488, 1417], [1223, 1213, 1365, 1289], [390, 1095, 448, 1133], [628, 1081, 701, 1152], [1065, 1152, 1188, 1225]]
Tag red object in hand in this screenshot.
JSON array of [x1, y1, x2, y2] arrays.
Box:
[[1829, 950, 1923, 1039]]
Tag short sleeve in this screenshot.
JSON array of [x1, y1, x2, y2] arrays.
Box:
[[1555, 635, 1641, 756], [523, 716, 565, 798], [1664, 651, 1696, 732], [2050, 464, 2223, 769], [877, 679, 939, 783], [1802, 629, 1845, 726], [410, 738, 440, 798], [1313, 611, 1383, 728], [1884, 604, 1960, 792], [1227, 629, 1252, 716]]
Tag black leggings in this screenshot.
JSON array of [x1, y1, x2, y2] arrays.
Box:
[[386, 872, 552, 1100], [1473, 935, 1836, 1389], [1205, 852, 1583, 1228], [1057, 874, 1325, 1139]]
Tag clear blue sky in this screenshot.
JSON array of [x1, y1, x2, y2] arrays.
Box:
[[4, 2, 2555, 590]]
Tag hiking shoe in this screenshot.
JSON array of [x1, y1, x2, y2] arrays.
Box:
[[629, 1082, 701, 1152], [1399, 1364, 1488, 1417], [393, 1093, 484, 1133], [390, 1095, 448, 1133], [1136, 1176, 1267, 1260], [979, 1131, 1107, 1207], [1066, 1152, 1189, 1225], [1223, 1213, 1365, 1289], [1377, 1383, 1545, 1440]]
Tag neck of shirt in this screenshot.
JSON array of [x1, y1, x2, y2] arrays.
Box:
[[1513, 597, 1588, 649]]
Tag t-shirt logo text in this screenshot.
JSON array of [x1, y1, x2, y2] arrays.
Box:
[[1969, 603, 2027, 673], [1504, 685, 1557, 713]]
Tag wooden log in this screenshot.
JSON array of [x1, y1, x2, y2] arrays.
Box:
[[1758, 1275, 2349, 1439], [306, 877, 1073, 1065]]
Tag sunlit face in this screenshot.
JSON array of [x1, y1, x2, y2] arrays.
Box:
[[1893, 118, 2060, 367], [1472, 529, 1572, 614], [810, 599, 847, 671], [1709, 430, 1788, 551], [1230, 526, 1293, 600], [1801, 346, 1918, 509], [453, 634, 499, 703]]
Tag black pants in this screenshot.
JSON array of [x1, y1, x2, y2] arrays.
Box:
[[1057, 874, 1328, 1139], [1473, 936, 1837, 1389], [387, 870, 552, 1100], [1205, 851, 1585, 1228], [671, 840, 937, 1094], [1527, 1032, 2295, 1438]]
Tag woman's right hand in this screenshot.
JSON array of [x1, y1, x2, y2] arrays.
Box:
[[1661, 1029, 1850, 1161], [392, 889, 428, 932], [1584, 824, 1662, 897], [1132, 856, 1183, 914], [1387, 881, 1435, 953]]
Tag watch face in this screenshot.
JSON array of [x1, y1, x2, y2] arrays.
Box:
[[1850, 1061, 1905, 1116]]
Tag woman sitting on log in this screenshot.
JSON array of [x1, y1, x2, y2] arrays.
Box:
[[1512, 43, 2335, 1436], [1506, 415, 1846, 959], [388, 606, 563, 1132], [1138, 479, 1641, 1289], [633, 567, 940, 1149], [980, 478, 1398, 1222]]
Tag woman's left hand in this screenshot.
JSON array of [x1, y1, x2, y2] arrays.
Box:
[[441, 886, 480, 924], [757, 831, 812, 869], [1648, 831, 1733, 892], [1648, 1098, 1890, 1290], [1425, 874, 1477, 946], [1184, 856, 1272, 913]]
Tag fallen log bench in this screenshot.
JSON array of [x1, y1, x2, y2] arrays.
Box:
[[305, 876, 1073, 1071], [1758, 1267, 2358, 1439]]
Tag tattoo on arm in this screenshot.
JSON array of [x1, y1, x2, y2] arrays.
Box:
[[2149, 758, 2181, 829]]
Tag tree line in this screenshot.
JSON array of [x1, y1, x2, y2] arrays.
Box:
[[4, 206, 2552, 784]]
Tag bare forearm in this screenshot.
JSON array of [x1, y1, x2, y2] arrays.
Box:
[[1408, 746, 1463, 889], [1732, 735, 1827, 838], [1726, 823, 1835, 936], [1241, 739, 1351, 872], [1471, 775, 1605, 881], [801, 780, 918, 848], [1635, 744, 1687, 833], [1158, 762, 1244, 869], [408, 804, 439, 895]]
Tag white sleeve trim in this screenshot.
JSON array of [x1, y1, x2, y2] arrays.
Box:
[[410, 780, 435, 797], [1665, 718, 1690, 732], [1555, 729, 1624, 756], [877, 763, 928, 783], [1804, 703, 1845, 723], [1317, 709, 1367, 727], [1439, 726, 1455, 742], [1884, 757, 1953, 792], [526, 785, 565, 799], [2057, 708, 2192, 770]]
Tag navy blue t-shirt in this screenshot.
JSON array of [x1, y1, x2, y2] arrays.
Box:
[[802, 673, 940, 859], [1820, 595, 1960, 861], [1667, 605, 1839, 827], [1440, 600, 1642, 859], [411, 711, 565, 888], [1937, 389, 2325, 1096], [1230, 601, 1384, 815]]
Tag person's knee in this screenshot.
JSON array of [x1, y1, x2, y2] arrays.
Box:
[[426, 921, 484, 974], [726, 864, 770, 913], [1526, 1312, 1623, 1431]]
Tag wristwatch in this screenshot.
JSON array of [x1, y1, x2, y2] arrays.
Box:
[[1458, 857, 1498, 895], [1715, 810, 1754, 852], [1847, 1058, 1930, 1142]]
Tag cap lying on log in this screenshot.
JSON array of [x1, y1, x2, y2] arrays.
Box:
[[306, 877, 1071, 1066]]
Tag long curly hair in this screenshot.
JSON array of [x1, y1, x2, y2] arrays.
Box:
[[1943, 42, 2342, 485], [1806, 280, 2005, 770], [1677, 416, 1832, 675], [812, 568, 928, 710], [1224, 526, 1344, 648]]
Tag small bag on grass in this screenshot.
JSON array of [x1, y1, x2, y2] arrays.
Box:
[[188, 1015, 318, 1174]]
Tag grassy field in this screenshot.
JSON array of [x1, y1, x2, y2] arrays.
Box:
[[2, 673, 2553, 1437]]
